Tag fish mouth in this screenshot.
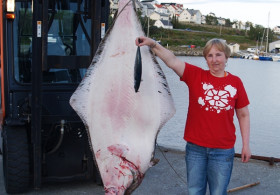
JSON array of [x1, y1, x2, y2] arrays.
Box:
[[103, 155, 144, 195], [102, 144, 144, 195]]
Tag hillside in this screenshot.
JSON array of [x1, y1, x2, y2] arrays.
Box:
[[148, 23, 277, 55]]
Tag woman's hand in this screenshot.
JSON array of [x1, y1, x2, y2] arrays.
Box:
[[135, 36, 155, 47], [241, 145, 251, 163], [135, 36, 185, 77]]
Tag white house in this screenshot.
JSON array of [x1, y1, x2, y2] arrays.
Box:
[[166, 5, 177, 16], [228, 43, 240, 53], [232, 21, 250, 30], [269, 40, 280, 53], [175, 5, 183, 15], [232, 23, 237, 29], [166, 4, 183, 16], [178, 9, 201, 24], [159, 12, 169, 21], [178, 9, 191, 22], [189, 9, 202, 24], [201, 15, 206, 24], [150, 12, 161, 21], [141, 2, 155, 17], [154, 19, 173, 29], [154, 4, 169, 14], [273, 26, 280, 34], [150, 12, 169, 21], [217, 17, 226, 26]]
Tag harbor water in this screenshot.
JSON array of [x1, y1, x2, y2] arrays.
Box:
[[157, 56, 280, 158]]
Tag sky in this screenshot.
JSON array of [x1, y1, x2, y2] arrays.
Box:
[[155, 0, 280, 28]]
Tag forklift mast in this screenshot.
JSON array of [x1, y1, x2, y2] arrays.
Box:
[[0, 0, 110, 193]]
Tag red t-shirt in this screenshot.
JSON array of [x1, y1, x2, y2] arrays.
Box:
[[180, 63, 250, 149]]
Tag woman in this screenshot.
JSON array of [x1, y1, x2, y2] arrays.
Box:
[[135, 37, 251, 195]]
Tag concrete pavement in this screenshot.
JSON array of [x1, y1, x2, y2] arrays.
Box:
[[0, 146, 279, 195]]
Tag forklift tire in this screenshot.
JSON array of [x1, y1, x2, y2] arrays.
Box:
[[2, 126, 30, 194]]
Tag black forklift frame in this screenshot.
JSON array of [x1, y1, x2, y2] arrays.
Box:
[[31, 0, 43, 189], [1, 0, 109, 191]]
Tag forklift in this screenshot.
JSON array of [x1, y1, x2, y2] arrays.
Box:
[[0, 0, 109, 193]]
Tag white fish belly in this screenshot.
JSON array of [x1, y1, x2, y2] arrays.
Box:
[[70, 0, 175, 194]]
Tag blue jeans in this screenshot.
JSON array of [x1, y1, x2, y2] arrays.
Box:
[[185, 142, 234, 195]]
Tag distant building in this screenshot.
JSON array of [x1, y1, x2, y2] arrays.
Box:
[[160, 2, 176, 6], [201, 15, 206, 24], [187, 9, 202, 24], [232, 21, 250, 30], [109, 1, 258, 33], [217, 17, 226, 26], [228, 43, 240, 53], [273, 26, 280, 34], [154, 19, 173, 29], [160, 2, 183, 8], [141, 0, 156, 3], [177, 9, 201, 24], [154, 4, 169, 14], [166, 4, 183, 16], [141, 2, 155, 16], [166, 5, 176, 16], [269, 40, 280, 53], [178, 9, 191, 22], [150, 12, 169, 21], [150, 12, 161, 21]]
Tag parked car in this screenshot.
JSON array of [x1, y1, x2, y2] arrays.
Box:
[[247, 48, 257, 53]]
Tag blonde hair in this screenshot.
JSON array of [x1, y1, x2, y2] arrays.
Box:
[[203, 38, 231, 59]]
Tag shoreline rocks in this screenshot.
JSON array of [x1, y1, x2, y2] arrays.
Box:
[[169, 47, 203, 56], [168, 46, 241, 58]]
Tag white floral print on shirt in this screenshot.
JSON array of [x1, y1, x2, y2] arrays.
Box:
[[198, 83, 237, 113]]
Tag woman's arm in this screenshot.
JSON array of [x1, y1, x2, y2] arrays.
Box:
[[236, 106, 251, 162], [136, 36, 185, 77]]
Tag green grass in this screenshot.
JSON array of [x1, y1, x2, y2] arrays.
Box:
[[149, 25, 258, 50], [150, 29, 256, 49]]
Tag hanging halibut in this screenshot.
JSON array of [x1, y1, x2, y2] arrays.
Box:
[[70, 0, 176, 194]]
